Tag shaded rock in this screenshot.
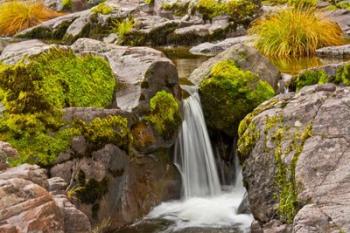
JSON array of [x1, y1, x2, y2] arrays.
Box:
[[262, 220, 291, 233], [237, 192, 251, 215], [71, 38, 179, 112], [189, 43, 281, 89], [0, 141, 18, 171], [0, 39, 59, 64], [189, 36, 254, 56], [316, 44, 350, 58], [71, 136, 87, 156], [238, 84, 350, 231], [54, 194, 92, 233], [48, 177, 68, 195]]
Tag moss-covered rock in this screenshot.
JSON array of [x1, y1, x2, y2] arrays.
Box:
[[0, 48, 117, 166], [294, 70, 329, 91], [199, 60, 275, 135], [146, 90, 181, 137]]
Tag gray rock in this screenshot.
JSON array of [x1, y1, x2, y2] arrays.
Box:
[[71, 38, 179, 112], [316, 44, 350, 58], [237, 192, 251, 215], [239, 84, 350, 232], [326, 9, 350, 37], [0, 39, 59, 64], [72, 136, 87, 156], [48, 177, 68, 195], [189, 36, 254, 56], [103, 33, 119, 43], [189, 43, 281, 89]]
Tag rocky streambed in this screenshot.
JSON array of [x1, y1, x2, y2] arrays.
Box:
[[1, 0, 350, 233]]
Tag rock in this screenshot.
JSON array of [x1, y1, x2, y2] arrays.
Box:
[[64, 10, 94, 42], [326, 9, 350, 37], [48, 177, 68, 195], [54, 194, 91, 233], [0, 141, 18, 171], [189, 43, 281, 89], [189, 35, 254, 56], [0, 164, 48, 189], [0, 164, 91, 233], [71, 136, 87, 156], [71, 38, 180, 112], [316, 44, 350, 58], [238, 84, 350, 232], [262, 220, 291, 233], [0, 177, 65, 233], [237, 192, 251, 215], [103, 33, 119, 43], [0, 39, 59, 64]]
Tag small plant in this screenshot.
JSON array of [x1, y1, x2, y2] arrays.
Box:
[[144, 0, 154, 5], [61, 0, 72, 10], [67, 185, 84, 200], [91, 2, 113, 15], [249, 7, 344, 58], [114, 18, 134, 41], [295, 70, 329, 90], [91, 218, 112, 233], [0, 1, 61, 36]]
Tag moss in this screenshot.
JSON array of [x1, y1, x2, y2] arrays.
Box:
[[91, 3, 113, 15], [335, 64, 350, 86], [77, 115, 131, 148], [0, 48, 117, 166], [0, 48, 116, 113], [161, 1, 190, 16], [144, 0, 154, 5], [199, 60, 275, 135], [61, 0, 72, 11], [294, 70, 329, 91], [146, 91, 180, 137], [237, 121, 260, 158]]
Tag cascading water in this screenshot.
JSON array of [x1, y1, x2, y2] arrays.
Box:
[[174, 86, 221, 198], [147, 86, 253, 232]]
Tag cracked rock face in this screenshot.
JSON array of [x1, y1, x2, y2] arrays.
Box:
[[238, 84, 350, 232]]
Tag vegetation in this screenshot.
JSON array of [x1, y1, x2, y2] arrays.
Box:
[[295, 70, 329, 90], [249, 7, 344, 58], [0, 1, 61, 36], [91, 2, 113, 15], [144, 0, 154, 5], [196, 0, 259, 23], [199, 60, 275, 135], [114, 18, 134, 41], [335, 64, 350, 86], [0, 49, 117, 166], [146, 91, 180, 136], [61, 0, 72, 11]]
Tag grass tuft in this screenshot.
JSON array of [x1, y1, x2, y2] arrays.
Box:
[[249, 7, 345, 58], [0, 1, 61, 36]]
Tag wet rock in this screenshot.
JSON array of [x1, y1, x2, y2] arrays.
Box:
[[316, 44, 350, 58], [189, 36, 254, 56], [237, 192, 251, 215], [189, 43, 280, 89], [238, 85, 350, 231], [71, 38, 179, 112]]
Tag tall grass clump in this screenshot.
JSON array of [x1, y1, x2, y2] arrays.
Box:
[[249, 7, 344, 58], [0, 1, 61, 36], [114, 18, 134, 41]]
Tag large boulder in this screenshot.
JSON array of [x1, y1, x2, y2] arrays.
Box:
[[237, 84, 350, 232], [189, 44, 281, 88], [50, 144, 181, 229], [0, 164, 91, 233], [71, 38, 180, 112]]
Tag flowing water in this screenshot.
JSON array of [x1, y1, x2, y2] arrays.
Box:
[[144, 86, 253, 233]]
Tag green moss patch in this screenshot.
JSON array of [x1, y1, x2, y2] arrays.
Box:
[[199, 60, 275, 135], [0, 48, 117, 166], [91, 2, 113, 15], [145, 91, 180, 137]]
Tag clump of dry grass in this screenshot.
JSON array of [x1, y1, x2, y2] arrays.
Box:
[[249, 7, 345, 58], [0, 1, 61, 36]]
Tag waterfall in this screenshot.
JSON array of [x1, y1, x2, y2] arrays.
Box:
[[175, 86, 221, 198], [146, 86, 253, 232]]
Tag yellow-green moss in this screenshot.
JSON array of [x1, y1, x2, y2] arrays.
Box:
[[146, 90, 180, 136], [294, 70, 329, 91], [0, 48, 117, 166], [78, 115, 131, 148], [237, 121, 260, 158], [91, 2, 113, 15], [199, 60, 275, 135], [114, 18, 134, 42]]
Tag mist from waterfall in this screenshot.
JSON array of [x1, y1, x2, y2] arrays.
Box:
[[147, 86, 253, 232]]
